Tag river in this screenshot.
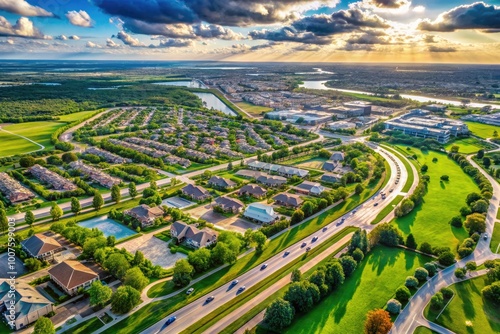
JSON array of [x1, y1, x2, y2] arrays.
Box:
[[299, 80, 500, 110], [193, 92, 236, 116]]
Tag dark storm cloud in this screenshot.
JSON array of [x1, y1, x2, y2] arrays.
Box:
[[428, 45, 457, 52], [418, 2, 500, 32], [94, 0, 333, 26], [345, 31, 388, 45]]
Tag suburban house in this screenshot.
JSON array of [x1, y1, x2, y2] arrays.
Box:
[[330, 151, 345, 162], [208, 176, 237, 190], [21, 234, 62, 261], [322, 161, 336, 172], [247, 161, 309, 178], [28, 164, 77, 191], [0, 172, 35, 203], [295, 181, 327, 196], [69, 161, 121, 189], [0, 280, 53, 330], [277, 166, 309, 178], [214, 197, 245, 213], [48, 260, 99, 296], [181, 184, 211, 201], [243, 203, 279, 224], [256, 175, 287, 187], [124, 204, 165, 228], [321, 173, 339, 183], [239, 184, 267, 199], [273, 193, 304, 208], [170, 221, 218, 248]]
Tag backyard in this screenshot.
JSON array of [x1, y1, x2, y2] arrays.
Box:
[[281, 246, 432, 334], [392, 146, 477, 253], [424, 275, 500, 334]]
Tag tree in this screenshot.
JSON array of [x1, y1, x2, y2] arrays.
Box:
[[317, 198, 328, 211], [339, 256, 357, 277], [424, 263, 437, 277], [449, 216, 462, 228], [104, 253, 130, 279], [450, 145, 459, 153], [291, 269, 301, 282], [83, 237, 107, 257], [352, 248, 364, 263], [24, 258, 42, 272], [210, 242, 236, 265], [420, 164, 428, 172], [107, 235, 116, 247], [284, 281, 319, 313], [93, 193, 104, 211], [464, 213, 486, 235], [301, 201, 316, 217], [440, 175, 449, 181], [227, 161, 233, 171], [471, 199, 488, 214], [89, 281, 112, 307], [419, 242, 432, 254], [251, 230, 267, 252], [33, 317, 55, 334], [395, 286, 411, 303], [111, 184, 121, 204], [291, 209, 305, 224], [124, 267, 149, 292], [405, 234, 417, 249], [325, 261, 345, 289], [483, 157, 491, 168], [264, 298, 294, 331], [25, 210, 35, 226], [438, 251, 456, 266], [414, 267, 429, 281], [71, 197, 81, 215], [465, 261, 477, 272], [129, 182, 138, 198], [309, 269, 329, 297], [386, 299, 401, 314], [482, 281, 500, 304], [62, 152, 78, 163], [355, 183, 364, 195], [173, 259, 194, 287], [466, 192, 483, 206], [476, 149, 484, 159], [133, 250, 144, 265], [370, 223, 402, 247], [19, 156, 36, 168], [430, 292, 444, 310], [150, 180, 158, 190], [364, 309, 392, 334], [111, 286, 141, 314], [441, 287, 453, 299], [50, 203, 62, 221], [187, 248, 211, 273], [454, 267, 466, 279], [405, 276, 419, 289]]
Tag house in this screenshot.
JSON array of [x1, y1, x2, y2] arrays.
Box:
[[21, 234, 62, 261], [0, 172, 35, 203], [28, 164, 77, 191], [330, 151, 344, 162], [243, 203, 279, 224], [277, 166, 309, 178], [170, 221, 218, 248], [235, 169, 264, 179], [69, 161, 121, 189], [273, 193, 303, 207], [0, 280, 53, 330], [124, 204, 164, 228], [181, 184, 211, 201], [256, 175, 287, 187], [322, 161, 336, 172], [321, 173, 339, 183], [295, 181, 327, 196], [48, 260, 99, 296], [214, 197, 245, 213], [239, 184, 267, 199], [208, 176, 236, 190]]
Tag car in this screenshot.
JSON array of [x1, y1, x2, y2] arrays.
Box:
[[284, 251, 290, 256], [312, 236, 318, 242], [301, 242, 307, 248], [164, 316, 176, 326], [238, 286, 246, 292], [352, 210, 357, 214], [261, 264, 268, 270], [484, 233, 488, 240], [231, 280, 239, 285], [186, 288, 194, 295], [306, 247, 311, 252], [206, 296, 215, 303], [322, 227, 328, 232], [374, 203, 379, 206]]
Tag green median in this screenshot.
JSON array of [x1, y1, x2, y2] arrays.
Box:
[[371, 195, 404, 225]]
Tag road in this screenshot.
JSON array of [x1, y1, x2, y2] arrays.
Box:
[[142, 145, 411, 334], [392, 152, 500, 334]]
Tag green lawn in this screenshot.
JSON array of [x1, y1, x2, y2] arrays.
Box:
[[0, 129, 40, 157], [424, 276, 500, 334], [1, 121, 65, 153], [445, 137, 488, 154], [0, 321, 11, 334], [235, 102, 273, 116], [490, 223, 500, 254], [413, 327, 438, 334], [281, 247, 432, 334], [371, 195, 404, 225], [57, 110, 100, 122], [61, 317, 104, 334], [464, 121, 500, 139], [392, 147, 476, 253]]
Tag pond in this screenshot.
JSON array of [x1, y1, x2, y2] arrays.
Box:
[[153, 80, 207, 88], [79, 216, 137, 240], [194, 92, 237, 116]]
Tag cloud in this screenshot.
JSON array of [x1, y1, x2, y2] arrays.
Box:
[[149, 38, 193, 48], [115, 31, 145, 47], [94, 0, 338, 26], [123, 21, 243, 40], [423, 35, 437, 43], [69, 35, 80, 40], [66, 10, 93, 28], [293, 44, 321, 51], [413, 5, 425, 13], [55, 35, 80, 41], [428, 45, 456, 52], [418, 2, 500, 32], [86, 41, 101, 48], [363, 0, 410, 9], [250, 8, 389, 44], [345, 31, 388, 44], [340, 43, 373, 51], [0, 0, 53, 17], [106, 38, 120, 48], [0, 16, 46, 39]]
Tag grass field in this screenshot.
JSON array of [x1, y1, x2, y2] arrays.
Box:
[[61, 317, 104, 334], [464, 121, 499, 139], [0, 129, 40, 157], [281, 247, 432, 334], [413, 327, 438, 334], [445, 137, 489, 154], [235, 102, 273, 116], [424, 276, 500, 334], [392, 146, 477, 253], [490, 223, 500, 254], [294, 157, 328, 170], [58, 110, 99, 122]]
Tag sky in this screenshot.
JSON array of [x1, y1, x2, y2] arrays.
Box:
[[0, 0, 499, 63]]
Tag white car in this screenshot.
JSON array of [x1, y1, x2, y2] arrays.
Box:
[[186, 288, 194, 295]]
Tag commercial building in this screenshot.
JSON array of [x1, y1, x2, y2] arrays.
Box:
[[0, 172, 35, 203], [327, 121, 357, 130], [265, 110, 332, 125], [462, 113, 500, 126]]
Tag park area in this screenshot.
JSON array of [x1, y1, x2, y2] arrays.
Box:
[[464, 121, 499, 139], [392, 146, 477, 253], [282, 247, 432, 334], [444, 137, 491, 154], [424, 275, 500, 334]]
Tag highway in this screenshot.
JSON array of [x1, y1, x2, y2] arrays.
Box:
[[141, 145, 412, 334]]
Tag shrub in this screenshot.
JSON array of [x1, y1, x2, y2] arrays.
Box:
[[395, 286, 411, 303], [454, 267, 466, 279], [441, 287, 453, 299], [352, 248, 364, 263], [405, 276, 419, 289], [424, 262, 437, 277], [430, 292, 444, 310], [449, 216, 463, 228], [438, 251, 456, 266], [440, 175, 449, 181], [482, 281, 500, 304], [419, 242, 432, 255], [414, 267, 429, 281], [386, 299, 402, 314]]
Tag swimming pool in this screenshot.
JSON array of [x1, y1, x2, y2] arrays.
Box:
[[79, 216, 137, 240]]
